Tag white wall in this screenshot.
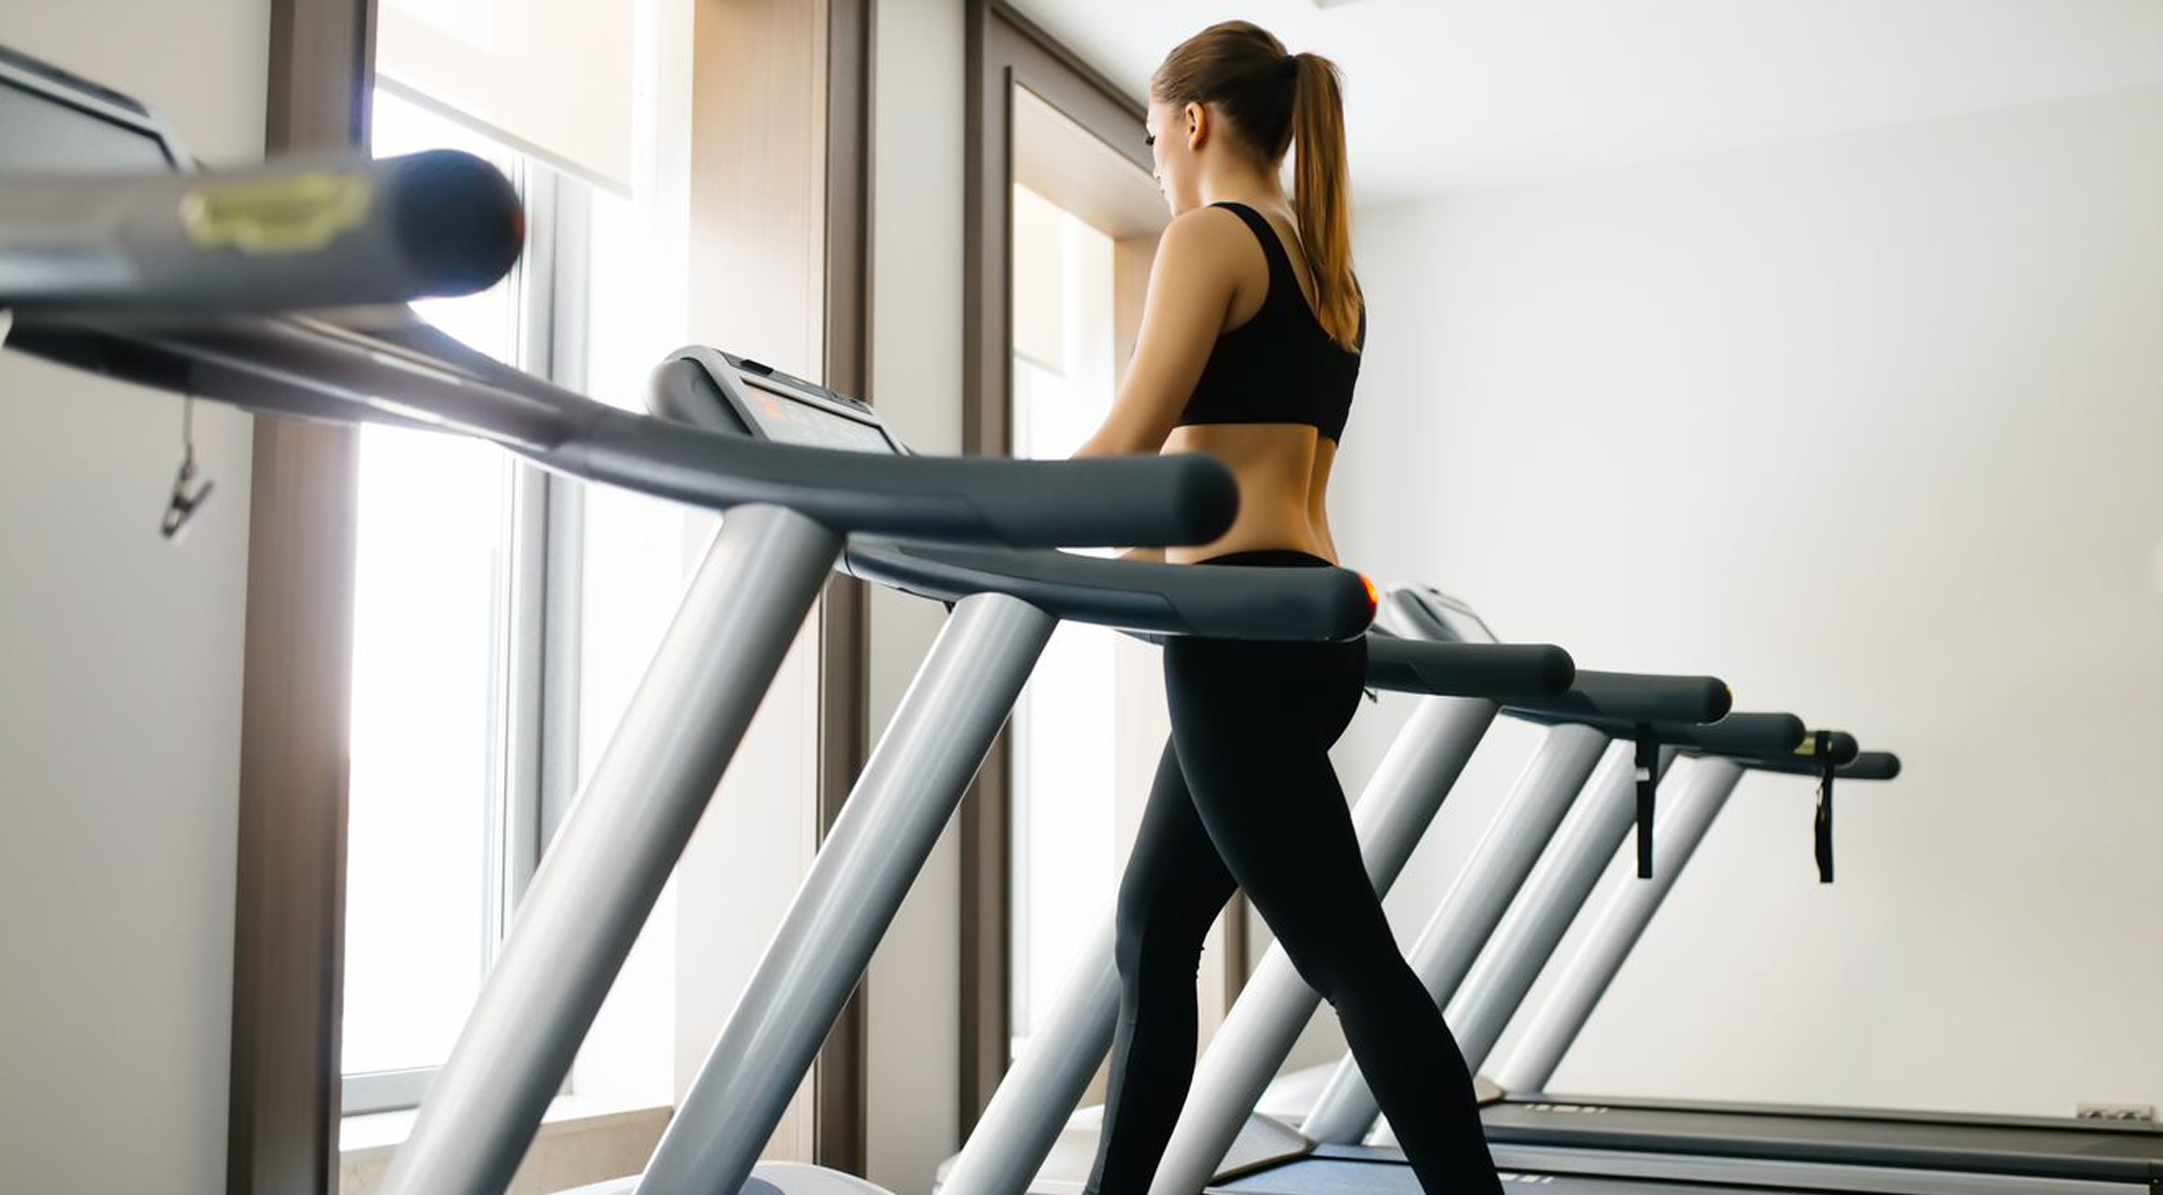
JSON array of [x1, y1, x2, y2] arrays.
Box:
[[863, 1, 969, 1191], [0, 2, 269, 1190], [1324, 83, 2163, 1116]]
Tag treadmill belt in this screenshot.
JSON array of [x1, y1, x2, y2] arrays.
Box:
[[1212, 1145, 1820, 1195], [1483, 1101, 2163, 1181]]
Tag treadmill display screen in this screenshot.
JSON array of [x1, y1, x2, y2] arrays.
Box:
[[735, 372, 901, 455], [1391, 589, 1501, 646], [0, 77, 176, 172]]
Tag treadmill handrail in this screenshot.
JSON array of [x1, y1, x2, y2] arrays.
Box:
[[1510, 708, 1802, 753], [842, 538, 1375, 640], [3, 307, 1242, 549], [1363, 633, 1576, 700], [1712, 748, 1900, 781], [0, 152, 523, 313], [1691, 727, 1860, 767], [1507, 668, 1733, 726]]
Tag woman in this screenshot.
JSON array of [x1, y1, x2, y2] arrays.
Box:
[[1069, 21, 1504, 1195]]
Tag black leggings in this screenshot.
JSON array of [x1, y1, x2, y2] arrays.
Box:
[[1083, 549, 1502, 1195]]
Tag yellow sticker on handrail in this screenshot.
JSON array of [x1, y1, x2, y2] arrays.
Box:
[[180, 170, 374, 256]]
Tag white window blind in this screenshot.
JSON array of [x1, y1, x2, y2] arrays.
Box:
[[376, 0, 636, 193]]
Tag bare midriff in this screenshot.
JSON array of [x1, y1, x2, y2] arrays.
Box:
[[1163, 422, 1336, 566]]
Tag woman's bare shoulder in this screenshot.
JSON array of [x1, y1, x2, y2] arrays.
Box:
[[1157, 205, 1260, 271]]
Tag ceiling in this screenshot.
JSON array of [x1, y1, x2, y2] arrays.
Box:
[[1007, 0, 2163, 203]]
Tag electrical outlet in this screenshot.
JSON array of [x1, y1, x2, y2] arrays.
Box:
[[2076, 1102, 2156, 1122]]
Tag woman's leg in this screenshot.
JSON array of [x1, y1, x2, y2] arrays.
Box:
[[1164, 636, 1504, 1195], [1084, 738, 1240, 1195]]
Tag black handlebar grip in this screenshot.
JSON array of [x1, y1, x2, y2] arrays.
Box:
[[1364, 638, 1575, 701], [1672, 712, 1809, 757], [1515, 669, 1731, 726], [1739, 749, 1902, 781]]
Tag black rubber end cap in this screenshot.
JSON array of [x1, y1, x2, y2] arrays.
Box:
[[1701, 679, 1735, 723], [387, 149, 525, 297], [1821, 730, 1862, 766], [1532, 644, 1576, 695]]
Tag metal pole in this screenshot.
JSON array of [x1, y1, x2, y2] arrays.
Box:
[[1297, 722, 1611, 1146], [943, 696, 1498, 1195], [1149, 709, 1600, 1195], [636, 593, 1056, 1195], [935, 919, 1120, 1195], [378, 505, 844, 1195], [1301, 745, 1679, 1142], [1490, 756, 1746, 1096]]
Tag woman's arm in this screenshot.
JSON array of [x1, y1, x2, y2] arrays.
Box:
[[1072, 207, 1247, 460]]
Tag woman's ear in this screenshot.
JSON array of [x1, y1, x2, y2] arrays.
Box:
[[1184, 100, 1207, 151]]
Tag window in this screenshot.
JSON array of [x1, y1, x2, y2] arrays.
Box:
[[341, 85, 587, 1116], [1008, 183, 1121, 1061]]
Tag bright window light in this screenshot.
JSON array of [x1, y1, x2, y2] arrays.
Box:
[[342, 86, 519, 1083], [1010, 185, 1120, 1054]]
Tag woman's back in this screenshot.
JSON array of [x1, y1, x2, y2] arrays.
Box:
[[1161, 201, 1358, 564]]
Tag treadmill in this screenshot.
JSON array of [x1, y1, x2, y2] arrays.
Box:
[[528, 350, 1397, 1195], [1192, 711, 2158, 1195], [1288, 723, 2161, 1195], [936, 587, 1798, 1195], [1458, 757, 2163, 1195], [1289, 728, 1870, 1140]]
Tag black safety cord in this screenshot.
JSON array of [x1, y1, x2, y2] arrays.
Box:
[[1634, 732, 1658, 879], [1812, 729, 1836, 884]]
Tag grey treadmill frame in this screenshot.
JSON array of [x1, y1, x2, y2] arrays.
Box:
[[1456, 749, 2161, 1195], [1231, 745, 2161, 1195], [1313, 738, 1853, 1139], [938, 585, 1741, 1195], [1191, 747, 2163, 1195], [1150, 724, 1805, 1195]]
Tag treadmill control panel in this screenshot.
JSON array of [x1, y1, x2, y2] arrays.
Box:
[[1381, 585, 1501, 646], [703, 352, 904, 456], [0, 45, 186, 172]]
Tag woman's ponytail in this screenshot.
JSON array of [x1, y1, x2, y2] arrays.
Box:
[[1290, 52, 1362, 351], [1153, 23, 1364, 351]]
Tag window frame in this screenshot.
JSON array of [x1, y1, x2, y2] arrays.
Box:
[[960, 0, 1168, 1129], [337, 91, 591, 1118]]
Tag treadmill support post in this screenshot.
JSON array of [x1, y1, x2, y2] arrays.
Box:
[[1491, 755, 1746, 1096], [938, 918, 1121, 1195], [1286, 722, 1612, 1148], [635, 591, 1058, 1195], [1302, 743, 1680, 1142], [941, 694, 1500, 1195], [378, 504, 844, 1195], [1149, 703, 1598, 1195]]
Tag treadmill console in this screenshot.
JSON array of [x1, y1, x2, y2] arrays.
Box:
[[663, 349, 906, 456], [0, 44, 188, 172], [1381, 585, 1500, 646]]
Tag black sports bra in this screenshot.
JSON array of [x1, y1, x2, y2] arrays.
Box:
[[1173, 201, 1363, 444]]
